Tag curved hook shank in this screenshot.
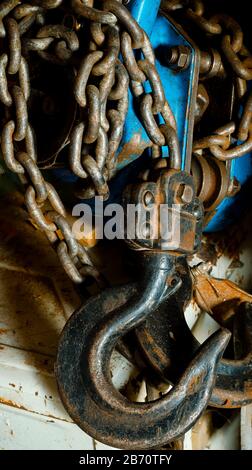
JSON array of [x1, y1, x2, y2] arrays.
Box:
[[56, 253, 230, 449], [84, 253, 181, 413]]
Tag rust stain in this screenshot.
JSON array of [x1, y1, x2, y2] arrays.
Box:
[[0, 397, 70, 422], [0, 397, 28, 411], [24, 357, 54, 374], [187, 371, 204, 394], [117, 133, 149, 166], [181, 229, 195, 252], [214, 386, 252, 408], [0, 329, 8, 334], [137, 327, 170, 371], [192, 267, 252, 323], [45, 413, 70, 422]]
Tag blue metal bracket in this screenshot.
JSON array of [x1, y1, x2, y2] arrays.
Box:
[[205, 150, 252, 232], [116, 0, 200, 173]]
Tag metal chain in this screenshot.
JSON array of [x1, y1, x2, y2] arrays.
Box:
[[0, 0, 102, 285], [162, 0, 252, 161], [69, 0, 177, 196], [0, 0, 179, 285]]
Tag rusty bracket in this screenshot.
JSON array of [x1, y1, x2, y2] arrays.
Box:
[[123, 168, 203, 253], [192, 263, 252, 323]]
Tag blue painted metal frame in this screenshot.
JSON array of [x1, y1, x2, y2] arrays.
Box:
[[117, 0, 199, 172], [205, 148, 252, 232]]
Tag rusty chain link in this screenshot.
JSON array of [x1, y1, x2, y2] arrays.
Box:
[[70, 0, 177, 195], [0, 0, 104, 285], [0, 0, 179, 285], [162, 0, 252, 162]]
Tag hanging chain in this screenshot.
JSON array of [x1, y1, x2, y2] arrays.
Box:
[[0, 0, 178, 284], [162, 0, 252, 161], [0, 0, 101, 284]]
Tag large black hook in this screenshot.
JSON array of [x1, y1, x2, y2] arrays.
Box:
[[56, 252, 230, 449]]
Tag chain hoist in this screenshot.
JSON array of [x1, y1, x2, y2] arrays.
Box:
[[1, 0, 252, 450]]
